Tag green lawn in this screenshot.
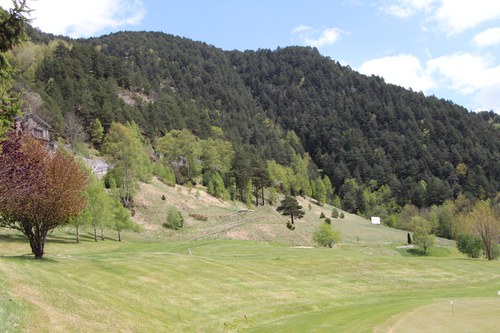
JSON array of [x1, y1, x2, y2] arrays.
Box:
[[1, 231, 499, 332]]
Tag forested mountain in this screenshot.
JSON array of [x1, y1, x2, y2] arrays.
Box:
[[15, 29, 500, 209]]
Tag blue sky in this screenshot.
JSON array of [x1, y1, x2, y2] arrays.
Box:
[[2, 0, 500, 112]]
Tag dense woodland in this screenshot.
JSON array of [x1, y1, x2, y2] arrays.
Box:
[[7, 29, 500, 213]]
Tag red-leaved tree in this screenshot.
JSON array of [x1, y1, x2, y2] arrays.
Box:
[[0, 132, 87, 258]]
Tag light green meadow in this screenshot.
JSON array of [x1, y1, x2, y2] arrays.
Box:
[[1, 232, 499, 332]]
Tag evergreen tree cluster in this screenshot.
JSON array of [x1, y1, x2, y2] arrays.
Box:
[[12, 29, 500, 210]]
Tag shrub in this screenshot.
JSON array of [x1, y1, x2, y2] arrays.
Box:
[[456, 234, 482, 258], [313, 224, 341, 248], [163, 207, 183, 230], [386, 214, 398, 228], [207, 172, 228, 199], [319, 212, 325, 219], [339, 212, 345, 219], [331, 208, 339, 218], [153, 161, 176, 186], [324, 217, 331, 225], [161, 194, 166, 201]]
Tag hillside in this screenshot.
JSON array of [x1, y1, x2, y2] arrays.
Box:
[[130, 177, 453, 251], [13, 29, 500, 207]]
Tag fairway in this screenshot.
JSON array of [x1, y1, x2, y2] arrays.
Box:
[[1, 232, 499, 332], [376, 298, 500, 333]]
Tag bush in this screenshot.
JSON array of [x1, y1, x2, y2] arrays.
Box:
[[331, 208, 339, 218], [313, 224, 341, 248], [319, 212, 325, 219], [339, 212, 344, 219], [153, 162, 176, 186], [456, 234, 483, 258], [324, 217, 331, 225], [163, 207, 183, 230], [207, 172, 228, 199], [386, 214, 398, 228]]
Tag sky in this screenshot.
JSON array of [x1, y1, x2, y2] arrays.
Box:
[[2, 0, 500, 113]]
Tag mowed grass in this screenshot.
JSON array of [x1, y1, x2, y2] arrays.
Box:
[[0, 178, 497, 331], [1, 231, 499, 332]]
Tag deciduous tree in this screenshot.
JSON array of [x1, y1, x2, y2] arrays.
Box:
[[411, 216, 435, 255], [111, 195, 136, 242], [466, 201, 500, 260], [156, 129, 201, 182], [77, 175, 114, 242], [0, 133, 87, 258], [102, 122, 151, 207]]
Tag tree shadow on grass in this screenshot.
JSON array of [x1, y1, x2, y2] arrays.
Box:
[[396, 247, 427, 257], [0, 233, 27, 243], [45, 235, 79, 244], [0, 254, 58, 263], [399, 247, 451, 257], [406, 248, 428, 256]]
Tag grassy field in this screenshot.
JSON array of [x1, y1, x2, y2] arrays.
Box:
[[1, 233, 499, 332], [1, 179, 499, 332]]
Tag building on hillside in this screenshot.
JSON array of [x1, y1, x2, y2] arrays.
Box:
[[16, 113, 51, 142]]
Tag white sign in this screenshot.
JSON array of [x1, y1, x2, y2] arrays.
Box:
[[371, 217, 381, 225]]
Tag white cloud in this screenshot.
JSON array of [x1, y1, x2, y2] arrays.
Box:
[[383, 0, 500, 35], [472, 83, 500, 111], [382, 0, 437, 18], [473, 27, 500, 47], [292, 26, 345, 48], [426, 52, 500, 94], [0, 0, 146, 38], [292, 25, 312, 34], [358, 54, 436, 93], [359, 51, 500, 111], [434, 0, 500, 35]]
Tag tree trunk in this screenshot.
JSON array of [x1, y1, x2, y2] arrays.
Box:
[[290, 214, 294, 225], [261, 186, 265, 206], [76, 225, 80, 243], [28, 228, 47, 259], [255, 188, 259, 206], [118, 229, 121, 242], [93, 222, 98, 242], [101, 228, 105, 241]]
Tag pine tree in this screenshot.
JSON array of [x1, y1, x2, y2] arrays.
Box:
[[276, 195, 305, 230]]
